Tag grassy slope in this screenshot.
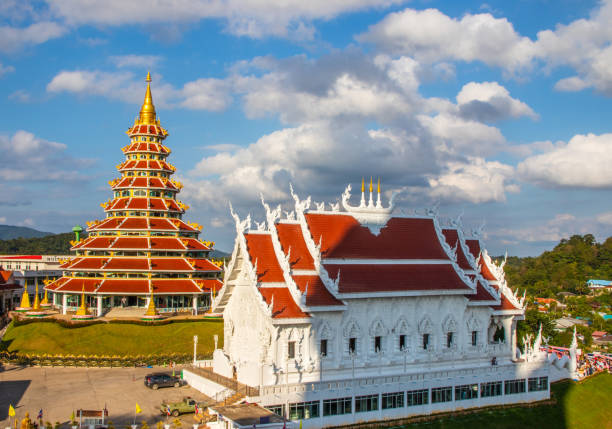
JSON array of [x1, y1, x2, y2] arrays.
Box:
[[1, 321, 224, 356], [398, 373, 612, 429]]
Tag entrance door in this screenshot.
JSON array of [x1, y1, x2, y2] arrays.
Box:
[[127, 296, 138, 307]]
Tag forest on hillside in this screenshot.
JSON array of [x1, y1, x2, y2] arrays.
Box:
[[0, 232, 74, 255], [503, 234, 612, 296]]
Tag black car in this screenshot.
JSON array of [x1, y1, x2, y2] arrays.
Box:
[[144, 373, 183, 390]]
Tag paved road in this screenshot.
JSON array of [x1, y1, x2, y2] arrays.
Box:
[[0, 365, 210, 427]]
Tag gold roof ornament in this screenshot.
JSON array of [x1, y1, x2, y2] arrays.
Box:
[[20, 279, 31, 309], [32, 283, 41, 311], [361, 177, 365, 193], [137, 71, 157, 125], [144, 285, 158, 317], [369, 176, 373, 193], [76, 283, 89, 316]]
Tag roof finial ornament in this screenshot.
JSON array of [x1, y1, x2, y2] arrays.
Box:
[[138, 71, 157, 125], [360, 177, 366, 208], [368, 177, 374, 208], [376, 177, 382, 209]]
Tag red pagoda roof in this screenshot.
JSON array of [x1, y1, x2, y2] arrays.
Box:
[[259, 287, 309, 319], [244, 233, 285, 283], [276, 223, 315, 270], [293, 275, 343, 307], [442, 229, 472, 270]]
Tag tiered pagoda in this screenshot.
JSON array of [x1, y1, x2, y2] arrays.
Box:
[[45, 73, 222, 317]]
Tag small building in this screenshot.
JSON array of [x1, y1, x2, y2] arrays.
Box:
[[77, 409, 109, 428], [0, 269, 22, 314], [0, 255, 66, 301], [587, 279, 612, 293], [207, 404, 287, 429], [554, 317, 588, 331]]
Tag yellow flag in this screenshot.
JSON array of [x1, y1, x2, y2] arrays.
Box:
[[8, 405, 15, 417], [135, 403, 142, 414]]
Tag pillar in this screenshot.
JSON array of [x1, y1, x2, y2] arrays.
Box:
[[62, 293, 68, 315], [501, 317, 513, 357], [192, 295, 198, 315], [510, 319, 518, 360], [97, 296, 103, 317]]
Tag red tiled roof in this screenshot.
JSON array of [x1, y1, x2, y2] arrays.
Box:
[[150, 258, 192, 271], [152, 279, 201, 293], [149, 178, 165, 188], [165, 200, 181, 211], [442, 229, 472, 270], [111, 238, 149, 249], [150, 237, 185, 250], [244, 234, 285, 282], [493, 294, 520, 311], [323, 264, 473, 293], [105, 258, 149, 270], [56, 278, 100, 293], [45, 277, 68, 291], [292, 275, 343, 306], [81, 237, 116, 249], [126, 198, 147, 210], [149, 198, 167, 210], [195, 278, 222, 292], [97, 279, 149, 294], [0, 270, 13, 283], [468, 281, 497, 302], [465, 239, 481, 259], [191, 259, 222, 271], [149, 218, 178, 230], [91, 218, 122, 230], [305, 214, 449, 260], [182, 238, 209, 250], [68, 258, 105, 270], [109, 198, 129, 210], [120, 218, 148, 229], [132, 178, 148, 187], [276, 223, 315, 270], [479, 256, 497, 281], [259, 287, 309, 318]]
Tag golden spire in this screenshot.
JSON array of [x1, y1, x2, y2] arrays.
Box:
[[32, 283, 41, 311], [361, 177, 365, 193], [19, 279, 31, 309], [369, 177, 373, 193], [76, 283, 89, 316], [138, 71, 157, 125], [377, 177, 380, 193], [145, 285, 158, 317]]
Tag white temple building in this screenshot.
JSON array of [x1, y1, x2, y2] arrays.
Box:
[[201, 182, 577, 428]]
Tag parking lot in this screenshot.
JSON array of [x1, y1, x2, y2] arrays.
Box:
[[0, 365, 211, 427]]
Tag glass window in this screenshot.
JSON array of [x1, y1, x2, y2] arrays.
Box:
[[266, 405, 284, 417], [431, 387, 452, 403], [288, 341, 295, 359], [480, 381, 502, 397], [446, 332, 454, 348], [374, 336, 381, 353], [422, 334, 430, 350], [455, 384, 478, 400], [322, 397, 352, 416], [355, 394, 378, 413], [406, 389, 429, 406], [399, 335, 406, 351], [382, 392, 404, 410], [504, 379, 526, 395], [320, 339, 328, 357], [349, 337, 356, 354], [528, 377, 548, 392], [289, 401, 319, 420], [471, 331, 478, 346]]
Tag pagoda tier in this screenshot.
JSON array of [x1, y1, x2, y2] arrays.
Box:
[[45, 73, 221, 316]]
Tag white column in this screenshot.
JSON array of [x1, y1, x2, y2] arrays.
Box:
[[192, 295, 198, 315], [62, 293, 68, 315], [97, 296, 103, 317], [501, 317, 514, 357]]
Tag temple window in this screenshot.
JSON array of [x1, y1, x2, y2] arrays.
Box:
[[422, 334, 430, 350], [399, 335, 406, 351], [471, 331, 478, 346], [374, 336, 382, 353], [349, 337, 356, 354], [446, 332, 454, 348], [288, 341, 295, 359], [320, 339, 328, 357]]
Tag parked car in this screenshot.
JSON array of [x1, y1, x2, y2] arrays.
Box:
[[144, 373, 183, 390], [160, 397, 200, 416]]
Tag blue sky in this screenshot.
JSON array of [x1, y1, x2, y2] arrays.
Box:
[[0, 0, 611, 256]]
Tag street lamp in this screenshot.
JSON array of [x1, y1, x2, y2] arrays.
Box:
[[193, 335, 198, 366]]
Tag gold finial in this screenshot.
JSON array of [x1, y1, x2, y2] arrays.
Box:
[[137, 72, 157, 125], [361, 177, 365, 193], [377, 177, 380, 193], [369, 177, 373, 193], [145, 285, 158, 317], [76, 283, 89, 316], [32, 283, 41, 311]]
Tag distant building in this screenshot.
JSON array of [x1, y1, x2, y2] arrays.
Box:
[[534, 298, 565, 313], [554, 317, 588, 331], [185, 184, 577, 428], [0, 255, 66, 302], [587, 279, 612, 293], [0, 269, 21, 313]]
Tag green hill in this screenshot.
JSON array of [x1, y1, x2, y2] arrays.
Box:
[[0, 225, 53, 240], [0, 232, 74, 255]]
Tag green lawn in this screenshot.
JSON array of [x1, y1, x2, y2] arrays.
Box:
[[393, 373, 612, 429], [1, 320, 224, 357]]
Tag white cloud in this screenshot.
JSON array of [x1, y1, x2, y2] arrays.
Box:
[[554, 76, 590, 92], [109, 55, 162, 68], [0, 21, 66, 53], [47, 70, 232, 111], [0, 130, 88, 182], [517, 133, 612, 188], [357, 8, 536, 73], [8, 90, 31, 103], [455, 81, 537, 122], [426, 158, 517, 203], [596, 212, 612, 225], [0, 62, 15, 77], [47, 0, 405, 39]]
